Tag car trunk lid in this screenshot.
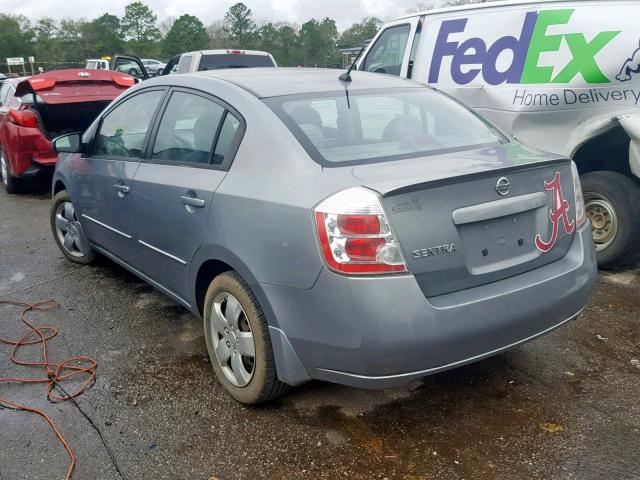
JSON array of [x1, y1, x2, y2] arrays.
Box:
[[14, 69, 133, 139], [326, 144, 577, 297]]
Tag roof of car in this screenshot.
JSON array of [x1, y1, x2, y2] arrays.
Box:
[[190, 67, 423, 98]]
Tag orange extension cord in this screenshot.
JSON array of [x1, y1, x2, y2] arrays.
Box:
[[0, 299, 97, 480]]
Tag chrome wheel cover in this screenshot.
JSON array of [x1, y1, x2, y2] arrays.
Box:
[[210, 292, 256, 387], [584, 192, 619, 252], [54, 201, 86, 258]]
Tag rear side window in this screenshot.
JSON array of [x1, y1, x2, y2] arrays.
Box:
[[0, 83, 11, 106], [362, 24, 411, 76], [213, 113, 241, 165], [198, 54, 274, 71], [92, 90, 164, 159], [152, 91, 225, 165], [177, 55, 192, 73]]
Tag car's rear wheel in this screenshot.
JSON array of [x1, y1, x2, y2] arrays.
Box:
[[1, 146, 21, 194], [203, 271, 289, 404], [50, 190, 96, 264], [581, 171, 640, 268]]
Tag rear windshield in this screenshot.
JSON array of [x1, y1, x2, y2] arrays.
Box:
[[265, 88, 506, 166], [198, 54, 274, 71]]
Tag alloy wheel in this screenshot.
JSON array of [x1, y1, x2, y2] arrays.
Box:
[[54, 202, 86, 258], [210, 292, 256, 387], [584, 192, 619, 252]]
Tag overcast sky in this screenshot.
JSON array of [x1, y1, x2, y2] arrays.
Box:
[[0, 0, 435, 30]]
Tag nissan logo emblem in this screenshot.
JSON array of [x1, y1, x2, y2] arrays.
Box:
[[496, 177, 510, 196]]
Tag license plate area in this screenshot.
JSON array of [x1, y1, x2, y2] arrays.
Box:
[[458, 210, 541, 276]]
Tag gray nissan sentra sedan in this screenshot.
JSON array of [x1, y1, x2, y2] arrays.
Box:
[[49, 68, 597, 404]]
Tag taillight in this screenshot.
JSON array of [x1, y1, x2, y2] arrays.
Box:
[[113, 75, 136, 87], [314, 187, 408, 275], [8, 109, 38, 128], [226, 50, 244, 55], [571, 161, 586, 227], [28, 77, 56, 91]]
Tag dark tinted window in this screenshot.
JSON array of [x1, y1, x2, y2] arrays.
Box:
[[153, 92, 225, 165], [362, 24, 410, 76], [92, 90, 164, 159], [213, 113, 241, 165], [198, 54, 274, 71]]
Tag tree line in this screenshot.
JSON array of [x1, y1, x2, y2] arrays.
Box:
[[0, 1, 385, 69]]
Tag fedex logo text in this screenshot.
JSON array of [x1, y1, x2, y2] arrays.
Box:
[[428, 9, 620, 85]]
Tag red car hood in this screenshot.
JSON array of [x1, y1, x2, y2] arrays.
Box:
[[14, 69, 135, 105]]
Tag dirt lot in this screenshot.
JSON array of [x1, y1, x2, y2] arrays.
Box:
[[1, 187, 639, 480]]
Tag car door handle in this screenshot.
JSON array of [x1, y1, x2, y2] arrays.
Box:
[[114, 184, 130, 194], [181, 195, 205, 208]]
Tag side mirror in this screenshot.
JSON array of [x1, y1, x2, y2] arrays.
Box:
[[53, 132, 83, 153]]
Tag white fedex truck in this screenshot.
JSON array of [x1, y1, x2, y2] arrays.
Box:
[[358, 0, 640, 268]]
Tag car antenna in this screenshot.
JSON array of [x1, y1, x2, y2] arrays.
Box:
[[339, 46, 365, 83]]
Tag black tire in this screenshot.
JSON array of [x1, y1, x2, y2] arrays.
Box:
[[50, 190, 96, 265], [203, 271, 289, 404], [581, 171, 640, 268], [1, 145, 22, 194]]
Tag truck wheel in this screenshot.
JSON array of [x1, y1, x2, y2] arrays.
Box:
[[1, 146, 21, 194], [581, 171, 640, 268], [203, 271, 289, 404]]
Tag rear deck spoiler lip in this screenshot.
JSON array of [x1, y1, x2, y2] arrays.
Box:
[[377, 158, 571, 197], [14, 70, 132, 102]]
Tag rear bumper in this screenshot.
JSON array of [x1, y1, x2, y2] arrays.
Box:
[[18, 161, 55, 181], [259, 223, 597, 388]]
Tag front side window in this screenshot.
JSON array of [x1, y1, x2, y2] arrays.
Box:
[[92, 90, 164, 159], [267, 88, 505, 166], [152, 92, 225, 165], [362, 24, 411, 76]]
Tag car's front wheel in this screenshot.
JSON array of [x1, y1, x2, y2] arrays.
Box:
[[203, 271, 289, 404], [1, 146, 21, 194], [50, 190, 96, 264]]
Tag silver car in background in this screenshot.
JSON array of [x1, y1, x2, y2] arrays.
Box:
[[49, 69, 597, 404]]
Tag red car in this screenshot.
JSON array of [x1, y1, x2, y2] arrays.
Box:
[[0, 69, 135, 193]]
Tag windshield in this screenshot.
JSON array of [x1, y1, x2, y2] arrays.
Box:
[[198, 54, 274, 71], [265, 88, 506, 166]]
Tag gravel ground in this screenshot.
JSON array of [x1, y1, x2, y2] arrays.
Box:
[[1, 187, 639, 480]]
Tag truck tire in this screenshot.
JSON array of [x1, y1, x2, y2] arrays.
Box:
[[581, 171, 640, 268]]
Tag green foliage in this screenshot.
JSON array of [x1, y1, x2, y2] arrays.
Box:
[[162, 15, 209, 57], [0, 14, 34, 65], [120, 1, 160, 56], [224, 3, 256, 48], [0, 1, 398, 71], [338, 17, 382, 48]]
